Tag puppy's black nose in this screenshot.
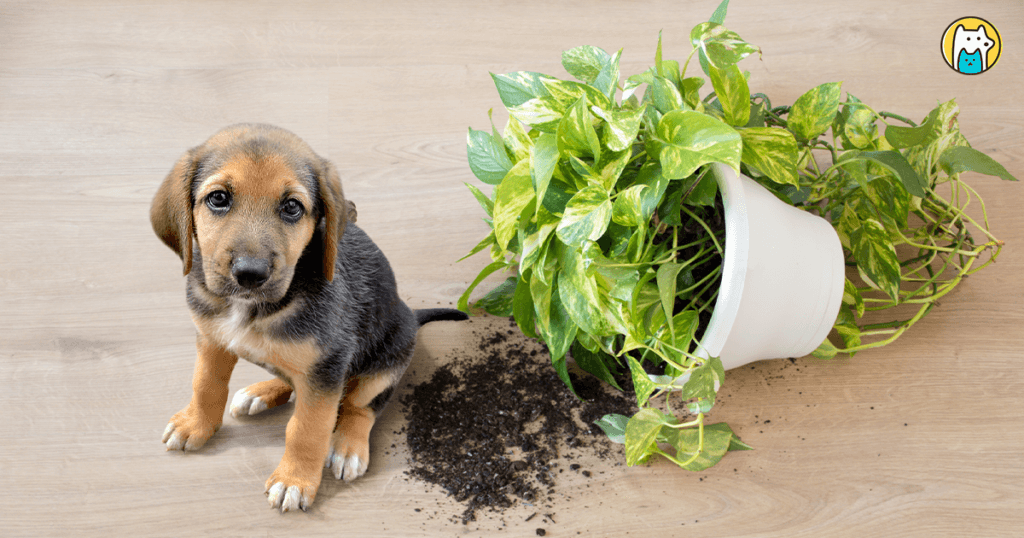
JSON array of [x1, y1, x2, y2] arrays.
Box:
[[231, 257, 270, 289]]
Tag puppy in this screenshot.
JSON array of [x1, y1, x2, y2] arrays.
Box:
[[151, 123, 466, 512]]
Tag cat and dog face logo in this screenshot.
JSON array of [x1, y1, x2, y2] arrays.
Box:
[[942, 17, 1001, 75]]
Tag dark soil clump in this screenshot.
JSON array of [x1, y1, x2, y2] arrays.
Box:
[[400, 318, 636, 524]]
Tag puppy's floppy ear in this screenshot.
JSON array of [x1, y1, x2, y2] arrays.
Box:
[[151, 148, 201, 276], [317, 159, 351, 282]]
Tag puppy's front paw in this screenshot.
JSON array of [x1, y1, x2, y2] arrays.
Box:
[[325, 431, 370, 482], [265, 467, 321, 513], [162, 408, 220, 451]]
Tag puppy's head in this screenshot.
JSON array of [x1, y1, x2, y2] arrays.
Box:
[[151, 124, 351, 302]]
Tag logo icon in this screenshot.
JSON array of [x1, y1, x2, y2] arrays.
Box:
[[942, 17, 1001, 75]]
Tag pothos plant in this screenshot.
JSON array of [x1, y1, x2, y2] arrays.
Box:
[[457, 0, 1017, 471]]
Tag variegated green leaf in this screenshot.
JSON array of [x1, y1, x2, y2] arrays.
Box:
[[530, 266, 553, 334], [811, 338, 839, 359], [662, 422, 733, 471], [842, 107, 877, 149], [666, 310, 700, 352], [867, 175, 911, 229], [708, 63, 749, 126], [652, 110, 742, 179], [689, 22, 759, 68], [477, 276, 516, 316], [835, 304, 861, 351], [557, 96, 602, 161], [540, 176, 576, 215], [593, 263, 639, 304], [592, 105, 645, 152], [541, 77, 613, 111], [561, 45, 609, 84], [561, 45, 621, 98], [594, 48, 623, 100], [622, 68, 653, 103], [843, 278, 865, 317], [850, 218, 901, 301], [788, 82, 842, 140], [555, 185, 612, 247], [546, 274, 578, 360], [612, 184, 647, 227], [651, 75, 684, 114], [508, 96, 564, 133], [557, 242, 622, 336], [594, 149, 630, 192], [739, 127, 799, 186], [520, 218, 556, 272], [492, 160, 536, 250], [634, 162, 670, 220], [680, 77, 705, 110], [490, 71, 553, 108], [679, 358, 722, 410], [531, 133, 559, 213], [625, 407, 668, 466], [502, 116, 533, 162], [626, 358, 658, 410]]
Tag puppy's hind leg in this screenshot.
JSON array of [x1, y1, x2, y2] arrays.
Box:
[[326, 371, 402, 482], [230, 378, 293, 418]]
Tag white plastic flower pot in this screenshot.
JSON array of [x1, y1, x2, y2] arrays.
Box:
[[694, 162, 846, 371]]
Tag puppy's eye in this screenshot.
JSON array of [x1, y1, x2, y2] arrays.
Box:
[[281, 199, 304, 222], [206, 190, 231, 211]]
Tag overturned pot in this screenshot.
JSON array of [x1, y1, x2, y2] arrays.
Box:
[[702, 162, 845, 369], [656, 162, 845, 383]]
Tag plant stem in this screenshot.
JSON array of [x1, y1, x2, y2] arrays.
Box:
[[663, 414, 704, 429], [878, 111, 918, 127], [680, 168, 711, 205], [679, 417, 706, 467], [679, 266, 722, 297], [680, 206, 723, 254], [750, 93, 772, 110]]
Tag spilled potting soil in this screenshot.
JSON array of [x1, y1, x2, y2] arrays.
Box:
[[399, 317, 636, 524]]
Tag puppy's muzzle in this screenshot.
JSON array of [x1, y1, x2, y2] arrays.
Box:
[[231, 256, 271, 289]]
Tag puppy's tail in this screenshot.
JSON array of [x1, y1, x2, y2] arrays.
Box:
[[415, 308, 469, 326]]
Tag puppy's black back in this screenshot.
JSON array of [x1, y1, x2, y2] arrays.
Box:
[[299, 223, 417, 390]]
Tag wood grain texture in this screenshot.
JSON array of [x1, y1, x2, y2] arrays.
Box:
[[1, 1, 1021, 536]]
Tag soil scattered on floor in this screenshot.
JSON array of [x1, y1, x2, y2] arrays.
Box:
[[400, 317, 636, 524]]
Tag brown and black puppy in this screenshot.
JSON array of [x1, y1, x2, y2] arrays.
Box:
[[151, 123, 465, 512]]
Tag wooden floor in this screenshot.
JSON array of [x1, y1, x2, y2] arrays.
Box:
[[2, 1, 1022, 536]]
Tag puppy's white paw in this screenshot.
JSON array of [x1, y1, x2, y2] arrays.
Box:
[[266, 481, 313, 513], [230, 388, 268, 418], [162, 412, 218, 451], [325, 446, 368, 482], [163, 422, 188, 450]]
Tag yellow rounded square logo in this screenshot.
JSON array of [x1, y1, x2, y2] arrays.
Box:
[[942, 17, 1001, 75]]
